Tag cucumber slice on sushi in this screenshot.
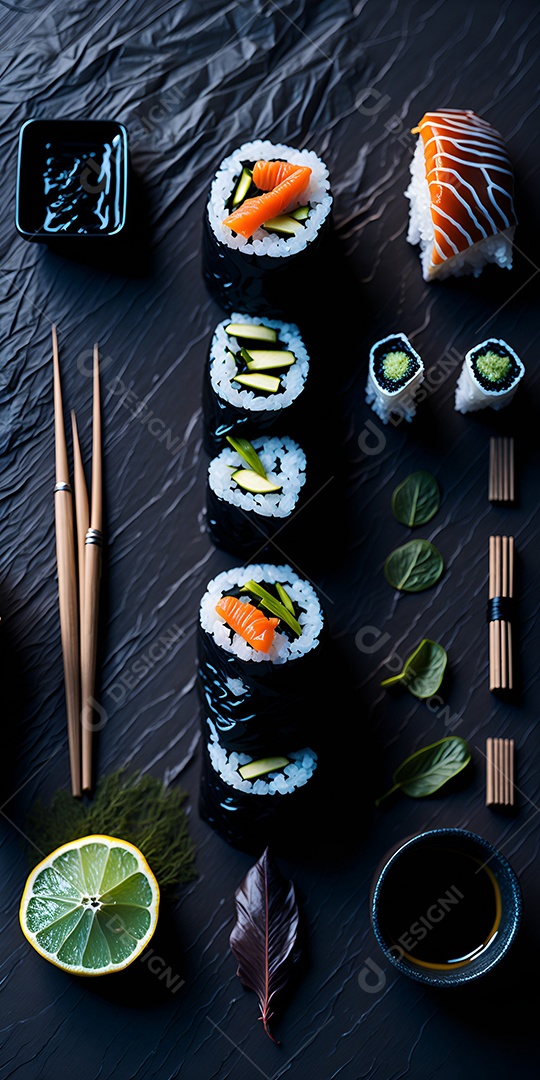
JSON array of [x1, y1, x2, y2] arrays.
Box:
[[262, 214, 305, 237], [245, 350, 296, 371], [239, 757, 290, 781], [233, 372, 281, 393], [231, 469, 282, 494], [455, 338, 524, 413], [225, 322, 278, 343], [290, 205, 310, 221], [231, 167, 252, 207]]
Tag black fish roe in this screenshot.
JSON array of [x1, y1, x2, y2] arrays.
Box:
[[373, 337, 420, 393], [470, 340, 520, 393]]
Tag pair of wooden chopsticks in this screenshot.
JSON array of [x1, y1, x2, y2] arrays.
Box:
[[53, 326, 102, 796], [488, 535, 514, 692], [488, 437, 515, 503]]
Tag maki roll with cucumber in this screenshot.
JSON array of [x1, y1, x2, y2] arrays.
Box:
[[203, 312, 310, 454], [206, 434, 307, 557], [199, 722, 319, 850], [455, 338, 524, 413], [366, 332, 425, 424], [197, 564, 325, 758], [203, 140, 332, 315]]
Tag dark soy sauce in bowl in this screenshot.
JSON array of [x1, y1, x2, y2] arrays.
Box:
[[377, 841, 501, 970]]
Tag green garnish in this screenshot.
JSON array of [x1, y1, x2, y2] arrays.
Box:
[[232, 167, 253, 207], [239, 757, 290, 781], [375, 737, 471, 806], [275, 582, 296, 616], [381, 639, 448, 698], [242, 580, 302, 637], [290, 205, 309, 221], [391, 471, 441, 527], [382, 350, 410, 382], [475, 350, 511, 383], [384, 539, 444, 592], [24, 770, 197, 890], [226, 435, 267, 478]]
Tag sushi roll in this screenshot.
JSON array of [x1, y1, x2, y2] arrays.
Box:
[[206, 434, 307, 558], [202, 140, 332, 315], [365, 333, 424, 424], [405, 109, 517, 281], [197, 563, 325, 757], [199, 722, 319, 850], [202, 312, 310, 455], [455, 338, 524, 413]]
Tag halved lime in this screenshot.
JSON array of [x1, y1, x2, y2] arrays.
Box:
[[20, 835, 159, 976]]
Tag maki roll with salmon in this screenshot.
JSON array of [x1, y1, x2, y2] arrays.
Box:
[[197, 564, 325, 758], [206, 434, 307, 558], [455, 338, 524, 413], [203, 312, 310, 455], [203, 140, 332, 315], [405, 109, 517, 281], [366, 333, 424, 423]]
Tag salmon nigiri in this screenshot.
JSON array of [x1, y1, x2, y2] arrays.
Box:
[[215, 596, 279, 653], [223, 160, 311, 239]]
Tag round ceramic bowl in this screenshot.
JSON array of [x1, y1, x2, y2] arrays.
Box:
[[370, 827, 522, 987]]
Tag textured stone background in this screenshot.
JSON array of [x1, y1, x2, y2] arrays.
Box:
[[0, 1, 538, 1077]]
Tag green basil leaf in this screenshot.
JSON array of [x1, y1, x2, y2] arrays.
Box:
[[376, 737, 471, 806], [381, 639, 447, 698], [242, 580, 302, 637], [225, 436, 267, 478], [384, 539, 443, 592], [392, 471, 440, 527]]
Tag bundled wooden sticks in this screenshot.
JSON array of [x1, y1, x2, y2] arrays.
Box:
[[486, 737, 515, 807], [488, 535, 514, 692], [489, 437, 514, 503]]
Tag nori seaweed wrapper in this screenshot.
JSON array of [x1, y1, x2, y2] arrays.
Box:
[[198, 739, 320, 852], [202, 212, 332, 319], [197, 620, 325, 756], [205, 474, 307, 560], [201, 356, 307, 456]]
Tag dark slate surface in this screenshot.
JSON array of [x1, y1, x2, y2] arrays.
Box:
[[1, 1, 539, 1077]]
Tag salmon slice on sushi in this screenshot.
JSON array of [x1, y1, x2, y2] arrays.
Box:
[[405, 109, 517, 281]]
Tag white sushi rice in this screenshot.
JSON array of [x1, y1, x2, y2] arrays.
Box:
[[200, 563, 324, 665], [207, 720, 317, 795], [210, 311, 309, 411], [208, 435, 306, 518], [207, 139, 332, 257], [365, 332, 425, 424], [454, 338, 524, 413], [405, 138, 515, 281]]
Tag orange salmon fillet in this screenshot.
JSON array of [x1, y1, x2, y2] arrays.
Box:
[[223, 161, 312, 239], [215, 595, 279, 653]]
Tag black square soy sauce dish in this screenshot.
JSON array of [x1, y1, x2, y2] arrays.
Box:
[[16, 118, 128, 241]]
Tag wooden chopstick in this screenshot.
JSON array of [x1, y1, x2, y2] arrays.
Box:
[[71, 411, 89, 654], [489, 437, 515, 503], [52, 327, 81, 797], [486, 737, 515, 807], [81, 344, 103, 793]]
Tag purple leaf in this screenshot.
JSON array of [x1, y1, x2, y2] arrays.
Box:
[[229, 847, 301, 1042]]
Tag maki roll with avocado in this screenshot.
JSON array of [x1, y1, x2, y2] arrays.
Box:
[[203, 312, 310, 454], [206, 434, 307, 558], [197, 563, 325, 757], [455, 338, 524, 413], [199, 722, 319, 850], [203, 140, 332, 316], [366, 332, 425, 424]]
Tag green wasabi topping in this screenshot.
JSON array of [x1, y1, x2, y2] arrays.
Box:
[[383, 351, 410, 382], [475, 350, 511, 383]]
